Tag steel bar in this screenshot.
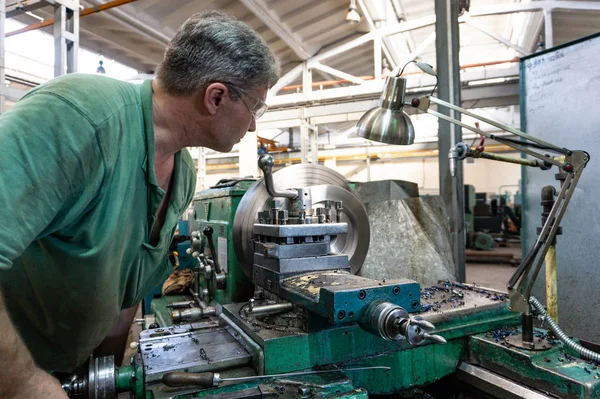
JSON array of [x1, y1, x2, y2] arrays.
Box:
[[163, 366, 390, 388], [311, 15, 436, 66], [545, 245, 558, 322], [314, 63, 364, 85], [243, 302, 293, 317], [523, 169, 583, 300], [493, 138, 563, 169], [507, 241, 542, 289], [240, 0, 315, 60], [455, 362, 553, 399], [544, 8, 554, 48], [85, 0, 169, 44], [390, 0, 417, 52], [508, 170, 580, 313], [269, 63, 302, 95], [302, 61, 312, 97], [519, 175, 576, 296], [54, 0, 79, 77], [425, 109, 565, 169], [428, 96, 569, 154], [468, 151, 540, 167], [223, 366, 391, 383], [435, 0, 464, 282], [357, 0, 397, 69], [374, 31, 382, 80]]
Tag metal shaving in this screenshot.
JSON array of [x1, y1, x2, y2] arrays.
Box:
[[420, 281, 509, 313], [199, 348, 211, 363]]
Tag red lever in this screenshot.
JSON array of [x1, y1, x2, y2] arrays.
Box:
[[475, 123, 485, 152]]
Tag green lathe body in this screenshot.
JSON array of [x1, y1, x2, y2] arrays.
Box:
[[69, 174, 600, 399]]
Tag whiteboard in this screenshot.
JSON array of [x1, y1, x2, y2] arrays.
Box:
[[521, 33, 600, 343]]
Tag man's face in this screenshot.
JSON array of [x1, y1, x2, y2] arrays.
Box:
[[199, 83, 269, 153]]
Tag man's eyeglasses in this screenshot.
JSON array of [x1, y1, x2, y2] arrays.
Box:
[[227, 84, 268, 120]]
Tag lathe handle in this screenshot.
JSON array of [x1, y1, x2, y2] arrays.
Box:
[[162, 371, 220, 388], [257, 154, 298, 199], [202, 226, 222, 274]]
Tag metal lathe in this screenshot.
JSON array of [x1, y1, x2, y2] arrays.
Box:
[[62, 155, 600, 399]]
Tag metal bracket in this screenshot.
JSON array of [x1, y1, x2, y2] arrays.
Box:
[[53, 0, 79, 77]]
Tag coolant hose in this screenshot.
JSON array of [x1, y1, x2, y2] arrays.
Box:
[[530, 296, 600, 362]]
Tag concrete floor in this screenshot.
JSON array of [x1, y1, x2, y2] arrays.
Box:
[[465, 244, 521, 292]]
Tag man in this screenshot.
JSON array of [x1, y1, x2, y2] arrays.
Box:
[[0, 10, 279, 398]]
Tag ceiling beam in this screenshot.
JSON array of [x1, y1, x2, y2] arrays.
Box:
[[312, 14, 437, 66], [389, 0, 416, 51], [269, 63, 303, 95], [240, 0, 318, 60], [268, 63, 518, 108], [81, 0, 171, 45], [259, 79, 519, 130], [73, 14, 160, 66], [135, 0, 162, 12], [461, 15, 531, 56], [13, 6, 158, 72], [0, 86, 27, 102], [391, 31, 436, 75], [357, 0, 398, 69], [313, 63, 365, 85]]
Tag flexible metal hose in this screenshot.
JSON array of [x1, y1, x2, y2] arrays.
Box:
[[530, 296, 600, 362]]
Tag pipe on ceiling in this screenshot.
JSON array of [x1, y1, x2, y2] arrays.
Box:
[[281, 58, 519, 91], [205, 144, 516, 171]]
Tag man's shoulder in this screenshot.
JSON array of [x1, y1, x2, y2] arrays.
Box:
[[24, 74, 142, 127]]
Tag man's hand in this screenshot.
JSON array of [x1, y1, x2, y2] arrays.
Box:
[[13, 369, 68, 399]]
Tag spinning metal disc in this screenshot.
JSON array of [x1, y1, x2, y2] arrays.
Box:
[[233, 164, 370, 277]]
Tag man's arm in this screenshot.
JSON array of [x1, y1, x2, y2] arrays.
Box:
[[0, 290, 67, 398], [0, 91, 105, 396]]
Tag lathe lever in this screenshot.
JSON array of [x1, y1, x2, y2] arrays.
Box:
[[257, 154, 298, 199], [202, 226, 222, 274]]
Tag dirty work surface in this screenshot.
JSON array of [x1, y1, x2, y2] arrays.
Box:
[[282, 271, 415, 301], [138, 324, 251, 383], [419, 281, 509, 320]]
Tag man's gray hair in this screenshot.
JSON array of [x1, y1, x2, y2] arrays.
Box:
[[156, 10, 280, 96]]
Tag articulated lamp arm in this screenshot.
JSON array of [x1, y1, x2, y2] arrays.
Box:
[[409, 94, 590, 314], [355, 64, 590, 316]]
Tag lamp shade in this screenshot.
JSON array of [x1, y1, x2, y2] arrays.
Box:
[[356, 76, 415, 145]]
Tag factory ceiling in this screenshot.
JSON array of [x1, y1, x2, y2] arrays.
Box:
[[9, 0, 600, 87], [6, 0, 597, 145]]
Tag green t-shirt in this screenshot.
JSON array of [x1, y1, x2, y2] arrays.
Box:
[[0, 74, 196, 372]]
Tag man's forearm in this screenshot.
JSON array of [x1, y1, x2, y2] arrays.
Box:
[[0, 288, 51, 396]]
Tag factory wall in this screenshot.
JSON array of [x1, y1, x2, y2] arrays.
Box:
[[201, 154, 521, 200]]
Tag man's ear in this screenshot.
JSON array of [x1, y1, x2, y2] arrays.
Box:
[[204, 82, 230, 115]]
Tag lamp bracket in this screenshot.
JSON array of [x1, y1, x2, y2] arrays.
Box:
[[409, 94, 590, 315]]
